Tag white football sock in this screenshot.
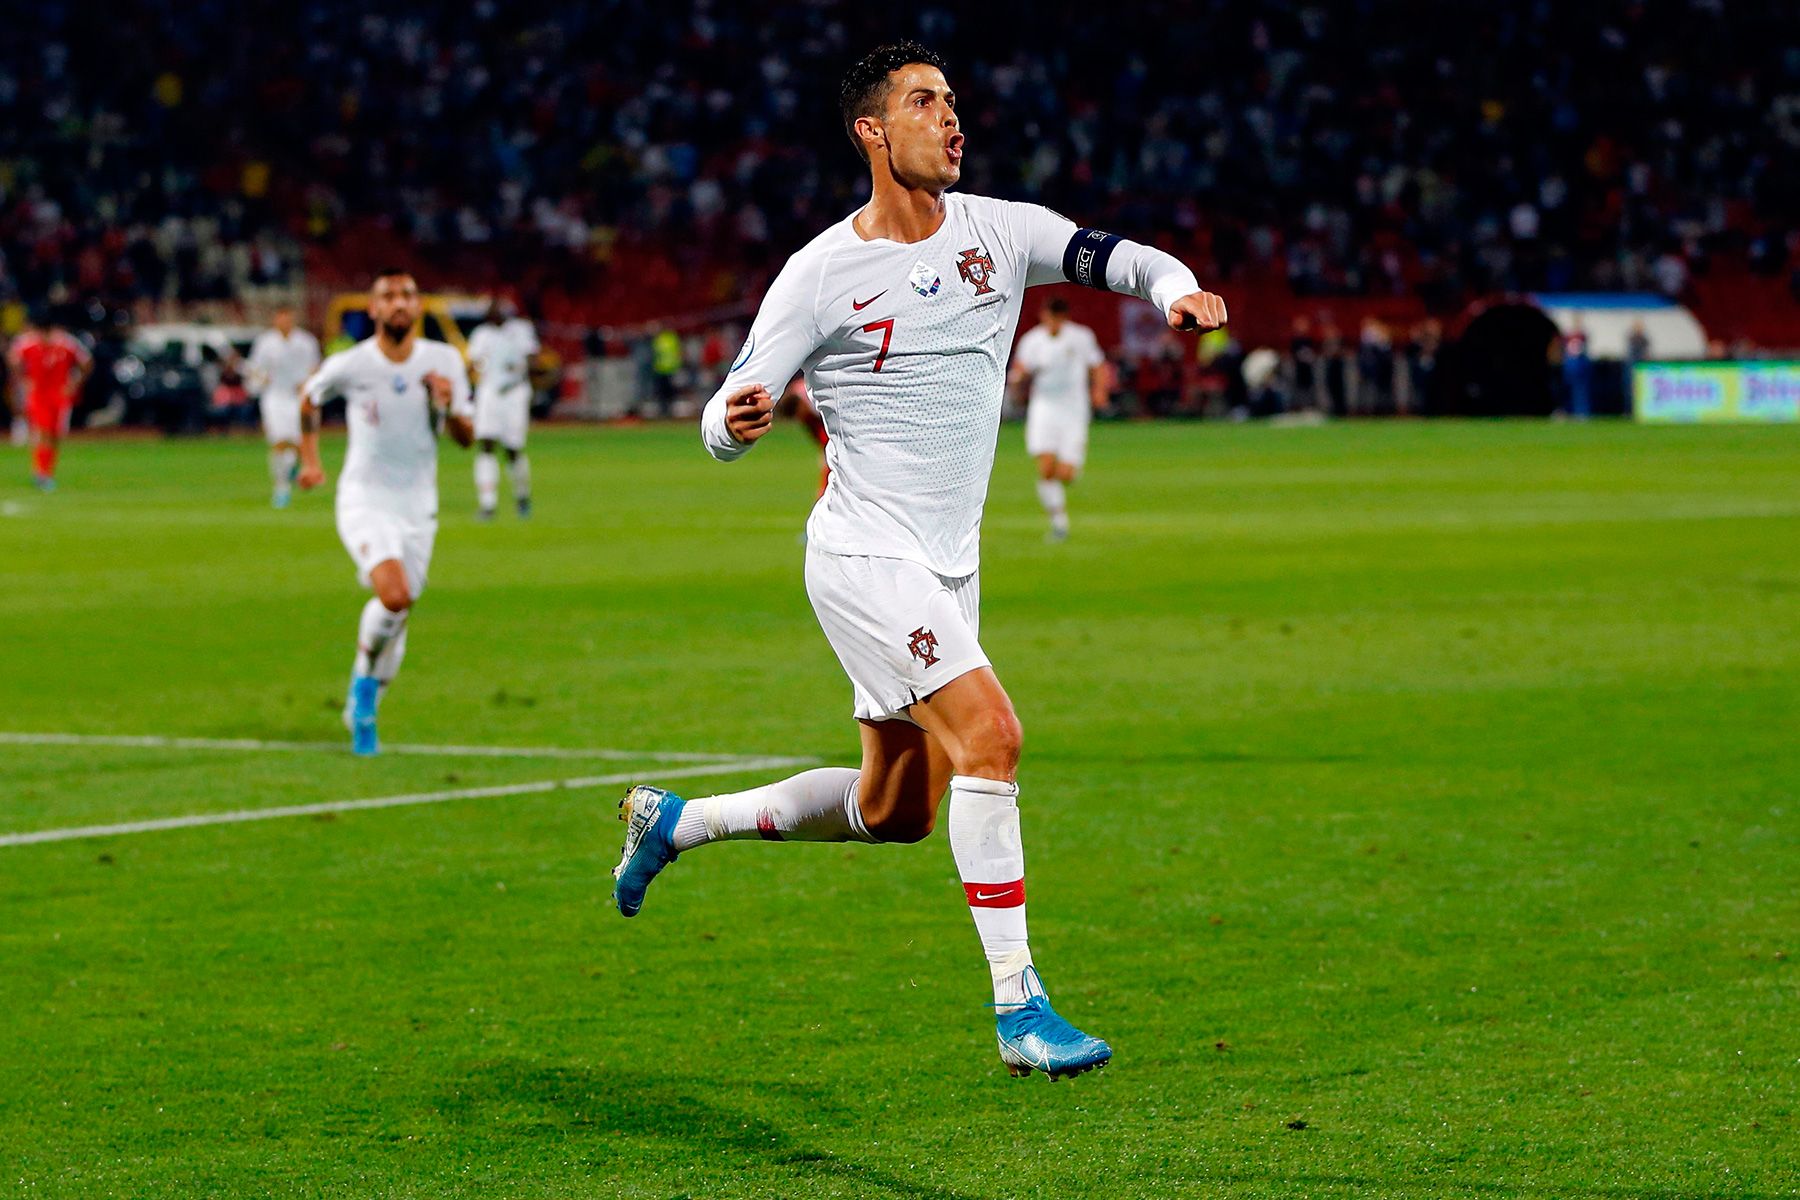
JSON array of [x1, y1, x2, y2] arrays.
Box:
[[506, 452, 531, 502], [948, 775, 1034, 1010], [1035, 479, 1068, 532], [670, 767, 873, 851], [371, 622, 408, 684], [352, 598, 408, 678], [270, 447, 296, 489], [474, 451, 500, 511]]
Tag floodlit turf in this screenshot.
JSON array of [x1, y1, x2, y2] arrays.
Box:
[[1, 419, 1795, 1199]]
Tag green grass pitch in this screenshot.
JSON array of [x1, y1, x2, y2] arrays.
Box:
[[1, 419, 1795, 1198]]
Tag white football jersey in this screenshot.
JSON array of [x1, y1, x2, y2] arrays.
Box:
[[1015, 321, 1103, 414], [702, 192, 1197, 576], [303, 338, 472, 518], [468, 319, 538, 393], [247, 327, 321, 400]]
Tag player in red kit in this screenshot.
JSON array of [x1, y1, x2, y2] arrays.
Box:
[[784, 374, 833, 499], [7, 312, 92, 491]]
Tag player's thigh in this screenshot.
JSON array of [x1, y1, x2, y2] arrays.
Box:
[[502, 384, 531, 449], [804, 550, 990, 724], [337, 505, 432, 599], [906, 666, 1022, 781], [261, 398, 301, 445], [472, 389, 506, 443], [1024, 407, 1057, 460], [1054, 415, 1089, 477], [27, 398, 59, 438], [856, 718, 954, 826]]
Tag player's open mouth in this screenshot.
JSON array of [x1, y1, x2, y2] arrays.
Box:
[[946, 133, 964, 163]]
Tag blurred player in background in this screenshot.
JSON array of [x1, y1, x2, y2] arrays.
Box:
[[611, 42, 1227, 1081], [297, 269, 474, 755], [1008, 296, 1106, 541], [466, 301, 540, 519], [245, 305, 321, 508], [7, 310, 91, 492]]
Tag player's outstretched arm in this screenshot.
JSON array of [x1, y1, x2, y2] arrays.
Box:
[[1009, 202, 1228, 335]]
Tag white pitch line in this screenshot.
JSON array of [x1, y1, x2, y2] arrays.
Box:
[[0, 731, 758, 764], [0, 755, 816, 848]]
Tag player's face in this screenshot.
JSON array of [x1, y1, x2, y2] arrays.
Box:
[[877, 64, 962, 189], [273, 309, 295, 334], [369, 276, 421, 339]]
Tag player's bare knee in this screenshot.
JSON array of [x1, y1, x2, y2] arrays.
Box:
[[376, 581, 413, 611], [960, 709, 1023, 779]]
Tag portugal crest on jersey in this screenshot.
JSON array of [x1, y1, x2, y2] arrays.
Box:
[[956, 247, 997, 296]]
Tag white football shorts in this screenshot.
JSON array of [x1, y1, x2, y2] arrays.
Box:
[[337, 501, 436, 599], [805, 549, 989, 723], [474, 382, 531, 450], [1024, 401, 1090, 469], [260, 392, 302, 445]]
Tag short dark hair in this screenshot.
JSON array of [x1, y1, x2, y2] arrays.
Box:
[[840, 41, 949, 163], [1045, 297, 1071, 316], [371, 266, 415, 287]]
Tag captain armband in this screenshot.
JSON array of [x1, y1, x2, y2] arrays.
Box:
[[1062, 228, 1123, 292]]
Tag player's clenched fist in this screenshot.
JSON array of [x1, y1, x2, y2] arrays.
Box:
[[297, 462, 326, 490], [724, 382, 776, 445], [422, 371, 453, 409], [1167, 291, 1228, 333]]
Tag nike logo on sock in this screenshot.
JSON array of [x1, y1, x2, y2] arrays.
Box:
[[851, 291, 887, 311], [965, 880, 1026, 907]]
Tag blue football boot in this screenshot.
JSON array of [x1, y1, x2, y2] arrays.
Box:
[[346, 674, 380, 756], [994, 967, 1113, 1081], [613, 785, 685, 917]]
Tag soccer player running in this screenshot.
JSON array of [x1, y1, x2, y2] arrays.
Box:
[[296, 270, 475, 755], [612, 43, 1226, 1080], [466, 301, 540, 519], [7, 310, 92, 492], [1009, 296, 1107, 540], [245, 305, 321, 508]]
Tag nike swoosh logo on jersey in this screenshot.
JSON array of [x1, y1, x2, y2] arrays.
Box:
[[852, 291, 887, 311]]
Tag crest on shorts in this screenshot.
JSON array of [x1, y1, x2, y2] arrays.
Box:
[[956, 247, 997, 296], [908, 626, 940, 667], [909, 260, 942, 298]]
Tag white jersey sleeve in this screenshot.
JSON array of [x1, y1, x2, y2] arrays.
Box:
[[246, 332, 276, 391], [701, 253, 824, 462], [1001, 202, 1201, 318], [303, 346, 354, 406]]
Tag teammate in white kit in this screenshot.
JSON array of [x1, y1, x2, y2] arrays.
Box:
[[244, 306, 320, 508], [466, 302, 540, 519], [1009, 297, 1106, 540], [296, 269, 475, 755], [611, 43, 1227, 1079]]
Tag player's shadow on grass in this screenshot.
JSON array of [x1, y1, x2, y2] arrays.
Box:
[[444, 1060, 983, 1200]]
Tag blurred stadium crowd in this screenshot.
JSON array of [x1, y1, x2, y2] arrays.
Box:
[[3, 0, 1797, 422]]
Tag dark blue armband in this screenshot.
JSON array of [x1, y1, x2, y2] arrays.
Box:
[[1062, 228, 1122, 291]]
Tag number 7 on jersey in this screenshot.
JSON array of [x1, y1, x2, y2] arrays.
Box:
[[861, 318, 895, 372]]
